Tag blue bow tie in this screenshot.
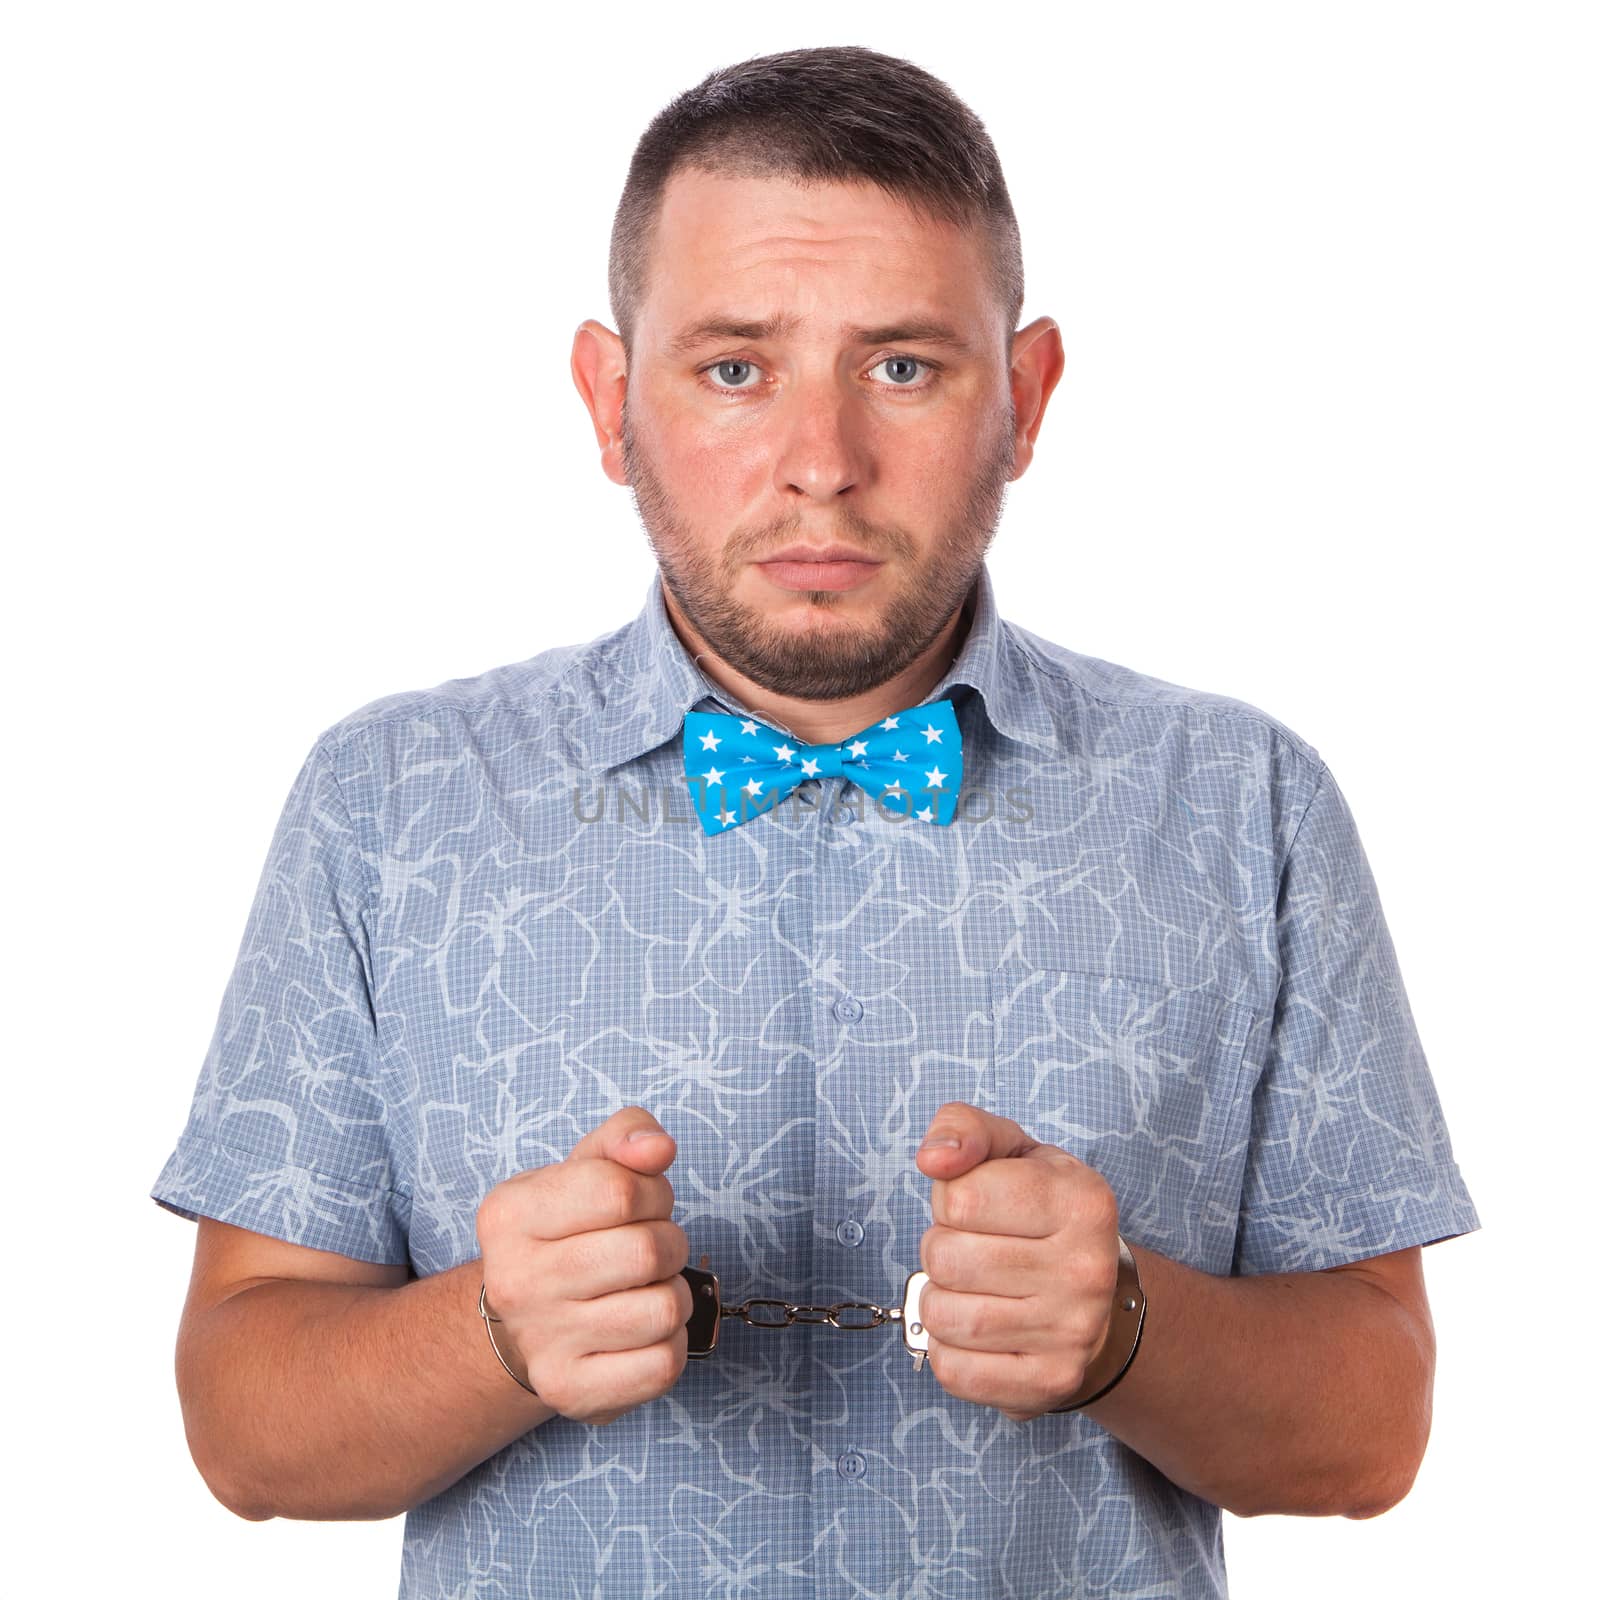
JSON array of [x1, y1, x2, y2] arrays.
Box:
[[682, 697, 964, 835]]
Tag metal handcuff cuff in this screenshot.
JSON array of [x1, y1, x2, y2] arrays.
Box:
[[480, 1235, 1146, 1414]]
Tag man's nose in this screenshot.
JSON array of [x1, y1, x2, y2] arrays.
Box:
[[771, 383, 869, 500]]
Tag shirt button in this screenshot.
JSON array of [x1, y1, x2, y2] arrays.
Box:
[[836, 1218, 864, 1248], [832, 996, 864, 1024], [837, 1450, 867, 1481]]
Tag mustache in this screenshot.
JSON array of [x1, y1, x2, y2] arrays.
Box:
[[731, 523, 913, 567]]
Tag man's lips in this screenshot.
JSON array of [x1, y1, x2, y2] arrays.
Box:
[[752, 550, 883, 601], [755, 553, 884, 593]]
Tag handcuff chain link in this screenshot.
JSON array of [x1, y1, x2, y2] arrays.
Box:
[[721, 1296, 903, 1331]]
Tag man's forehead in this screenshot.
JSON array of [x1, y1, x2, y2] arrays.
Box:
[[643, 168, 995, 347]]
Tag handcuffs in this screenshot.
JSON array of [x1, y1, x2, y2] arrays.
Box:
[[481, 1235, 1146, 1414]]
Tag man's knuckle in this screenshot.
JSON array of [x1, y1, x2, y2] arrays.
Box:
[[646, 1329, 687, 1384], [662, 1222, 691, 1274], [476, 1188, 512, 1240], [593, 1162, 639, 1218], [645, 1174, 676, 1219], [563, 1228, 606, 1282], [962, 1297, 997, 1342], [1077, 1173, 1118, 1225], [513, 1260, 547, 1307], [640, 1279, 678, 1341], [961, 1361, 1003, 1409], [1062, 1245, 1115, 1304], [619, 1226, 656, 1283], [1068, 1301, 1104, 1348]]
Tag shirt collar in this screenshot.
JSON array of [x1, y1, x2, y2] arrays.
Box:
[[578, 557, 1061, 776]]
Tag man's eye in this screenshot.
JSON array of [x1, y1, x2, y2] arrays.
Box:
[[704, 359, 762, 390], [867, 355, 935, 388]]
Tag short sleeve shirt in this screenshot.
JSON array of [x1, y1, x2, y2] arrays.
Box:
[[150, 559, 1481, 1598]]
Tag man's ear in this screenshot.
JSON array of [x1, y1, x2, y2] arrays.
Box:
[[570, 319, 629, 486], [1006, 315, 1066, 480]]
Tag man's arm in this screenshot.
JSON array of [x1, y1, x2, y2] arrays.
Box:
[[177, 1110, 695, 1522], [1076, 1241, 1435, 1520], [180, 1255, 554, 1522], [913, 1106, 1440, 1521]]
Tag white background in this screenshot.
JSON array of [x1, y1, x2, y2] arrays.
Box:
[[5, 2, 1593, 1594]]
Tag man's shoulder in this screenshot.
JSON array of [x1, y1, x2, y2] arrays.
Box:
[[309, 621, 627, 763], [1008, 621, 1325, 775]]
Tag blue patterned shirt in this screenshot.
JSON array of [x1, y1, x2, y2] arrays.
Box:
[[150, 559, 1480, 1598]]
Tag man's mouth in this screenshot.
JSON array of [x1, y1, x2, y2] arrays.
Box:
[[756, 546, 884, 593]]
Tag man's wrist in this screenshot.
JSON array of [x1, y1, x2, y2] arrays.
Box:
[[479, 1279, 540, 1396], [1050, 1236, 1147, 1413]]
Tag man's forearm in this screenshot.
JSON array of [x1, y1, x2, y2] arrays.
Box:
[[180, 1258, 553, 1521], [1077, 1244, 1434, 1519]]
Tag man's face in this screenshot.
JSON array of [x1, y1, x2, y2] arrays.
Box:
[[618, 167, 1021, 702]]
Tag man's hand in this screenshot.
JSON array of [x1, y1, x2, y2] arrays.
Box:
[[914, 1102, 1121, 1423], [476, 1106, 694, 1426]]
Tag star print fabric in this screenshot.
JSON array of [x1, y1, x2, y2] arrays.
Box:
[[682, 696, 963, 833]]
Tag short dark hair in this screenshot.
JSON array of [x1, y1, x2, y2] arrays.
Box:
[[607, 45, 1025, 361]]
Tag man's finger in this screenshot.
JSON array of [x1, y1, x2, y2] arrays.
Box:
[[567, 1104, 677, 1173], [915, 1101, 1041, 1177], [923, 1158, 1081, 1237]]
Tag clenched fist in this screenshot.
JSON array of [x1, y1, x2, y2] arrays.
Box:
[[476, 1106, 694, 1425], [914, 1102, 1123, 1423]]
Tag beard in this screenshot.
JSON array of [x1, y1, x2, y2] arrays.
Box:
[[620, 396, 1016, 703]]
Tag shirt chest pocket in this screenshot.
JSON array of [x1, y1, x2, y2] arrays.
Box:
[[989, 962, 1260, 1275]]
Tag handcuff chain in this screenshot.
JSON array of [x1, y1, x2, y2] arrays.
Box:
[[721, 1296, 902, 1331]]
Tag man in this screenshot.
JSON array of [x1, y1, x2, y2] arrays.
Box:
[[150, 44, 1479, 1599]]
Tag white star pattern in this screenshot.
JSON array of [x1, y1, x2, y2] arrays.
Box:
[[682, 698, 960, 833]]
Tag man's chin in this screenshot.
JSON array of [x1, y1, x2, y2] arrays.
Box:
[[702, 615, 901, 700]]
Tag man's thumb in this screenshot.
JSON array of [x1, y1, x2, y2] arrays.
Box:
[[567, 1104, 675, 1172]]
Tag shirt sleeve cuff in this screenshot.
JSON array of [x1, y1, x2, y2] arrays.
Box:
[[149, 1130, 411, 1267], [1233, 1159, 1481, 1275]]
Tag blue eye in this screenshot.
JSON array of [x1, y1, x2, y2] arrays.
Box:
[[707, 360, 759, 389], [870, 356, 928, 386]]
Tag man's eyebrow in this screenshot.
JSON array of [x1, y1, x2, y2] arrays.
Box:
[[664, 315, 974, 356]]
